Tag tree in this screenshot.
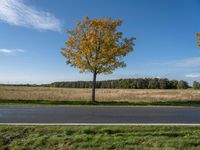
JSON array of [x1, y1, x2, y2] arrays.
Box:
[[61, 16, 134, 102], [193, 81, 200, 89], [137, 78, 147, 89], [148, 78, 160, 89], [177, 80, 189, 89], [170, 80, 178, 89], [159, 78, 170, 89]]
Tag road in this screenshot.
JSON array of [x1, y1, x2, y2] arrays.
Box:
[[0, 106, 200, 124]]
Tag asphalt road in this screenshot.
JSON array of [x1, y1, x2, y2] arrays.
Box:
[[0, 106, 200, 124]]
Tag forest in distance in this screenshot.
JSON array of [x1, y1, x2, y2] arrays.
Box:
[[2, 78, 200, 90]]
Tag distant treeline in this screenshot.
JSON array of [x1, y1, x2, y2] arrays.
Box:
[[0, 84, 41, 87], [2, 78, 200, 89], [49, 78, 190, 89]]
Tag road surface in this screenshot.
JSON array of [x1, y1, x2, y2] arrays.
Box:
[[0, 106, 200, 124]]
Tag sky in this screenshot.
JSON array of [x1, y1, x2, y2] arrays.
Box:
[[0, 0, 200, 84]]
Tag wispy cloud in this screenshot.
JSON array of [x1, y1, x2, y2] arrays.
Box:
[[185, 73, 200, 78], [149, 57, 200, 68], [0, 48, 25, 55], [0, 0, 62, 32], [176, 57, 200, 67]]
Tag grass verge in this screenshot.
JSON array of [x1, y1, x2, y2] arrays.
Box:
[[0, 99, 200, 106], [0, 125, 200, 149]]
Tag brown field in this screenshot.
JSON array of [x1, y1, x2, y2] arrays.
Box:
[[0, 86, 200, 102]]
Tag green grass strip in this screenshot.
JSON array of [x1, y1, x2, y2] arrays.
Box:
[[0, 125, 200, 149], [0, 99, 200, 106]]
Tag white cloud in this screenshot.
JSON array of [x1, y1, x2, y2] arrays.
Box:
[[176, 57, 200, 67], [0, 48, 25, 55], [185, 73, 200, 78], [0, 0, 62, 31]]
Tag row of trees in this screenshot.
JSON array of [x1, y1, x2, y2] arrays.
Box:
[[50, 78, 190, 89], [1, 79, 200, 90]]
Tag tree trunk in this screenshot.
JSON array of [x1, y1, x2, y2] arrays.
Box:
[[92, 71, 97, 102]]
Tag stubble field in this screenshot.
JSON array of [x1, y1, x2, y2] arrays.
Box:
[[0, 86, 200, 103]]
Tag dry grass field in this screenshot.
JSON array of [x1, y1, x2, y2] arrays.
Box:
[[0, 86, 200, 102]]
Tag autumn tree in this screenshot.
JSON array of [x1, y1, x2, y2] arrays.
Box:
[[61, 16, 134, 102]]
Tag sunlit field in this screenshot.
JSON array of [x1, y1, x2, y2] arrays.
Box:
[[1, 86, 200, 103]]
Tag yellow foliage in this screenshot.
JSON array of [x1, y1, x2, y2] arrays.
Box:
[[61, 16, 135, 74]]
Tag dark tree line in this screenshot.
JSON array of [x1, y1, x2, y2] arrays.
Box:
[[4, 78, 200, 89], [49, 78, 190, 89]]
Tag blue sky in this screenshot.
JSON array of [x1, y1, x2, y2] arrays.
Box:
[[0, 0, 200, 84]]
